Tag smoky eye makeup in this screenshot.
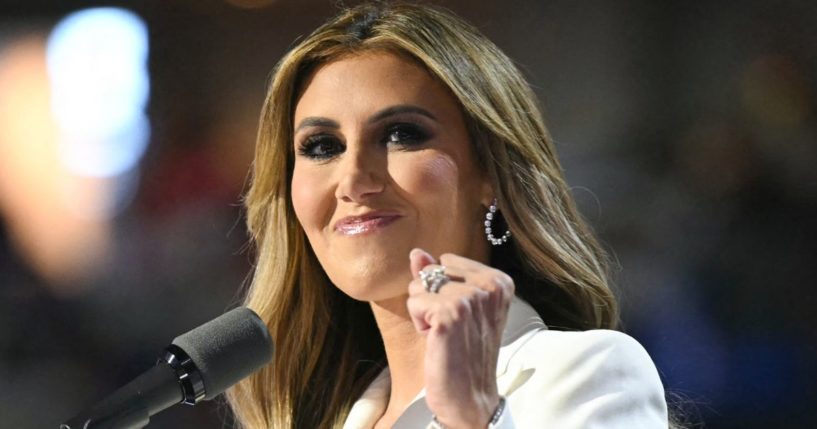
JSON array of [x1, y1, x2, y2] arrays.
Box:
[[293, 109, 437, 161], [381, 122, 433, 149], [297, 133, 345, 160]]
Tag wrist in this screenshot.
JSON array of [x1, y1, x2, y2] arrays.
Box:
[[487, 396, 506, 426], [431, 396, 506, 429]]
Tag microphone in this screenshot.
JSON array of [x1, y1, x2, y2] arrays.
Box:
[[60, 307, 273, 429]]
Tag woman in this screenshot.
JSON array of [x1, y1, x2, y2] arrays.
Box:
[[228, 2, 669, 428]]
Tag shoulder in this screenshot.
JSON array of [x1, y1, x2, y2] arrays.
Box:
[[525, 329, 658, 370], [499, 329, 668, 428], [516, 329, 664, 392]]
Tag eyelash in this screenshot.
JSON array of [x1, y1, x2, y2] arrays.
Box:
[[298, 133, 340, 160], [383, 122, 430, 147], [297, 123, 431, 161]]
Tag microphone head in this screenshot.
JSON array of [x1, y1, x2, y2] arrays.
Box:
[[171, 307, 273, 400]]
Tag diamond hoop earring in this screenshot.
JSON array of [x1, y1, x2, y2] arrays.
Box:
[[484, 199, 511, 246]]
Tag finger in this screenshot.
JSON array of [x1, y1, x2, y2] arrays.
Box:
[[409, 277, 443, 295], [417, 263, 468, 282], [439, 253, 490, 273], [439, 254, 515, 297], [410, 248, 437, 280], [409, 285, 484, 333], [409, 264, 471, 297], [410, 281, 476, 308], [408, 279, 426, 295], [409, 275, 475, 296], [407, 274, 455, 296], [407, 291, 439, 332]]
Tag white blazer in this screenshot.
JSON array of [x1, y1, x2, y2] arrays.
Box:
[[343, 298, 668, 428]]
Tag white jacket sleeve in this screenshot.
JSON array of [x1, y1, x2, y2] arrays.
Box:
[[496, 329, 668, 429]]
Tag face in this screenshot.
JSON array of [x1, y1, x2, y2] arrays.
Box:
[[291, 51, 492, 302]]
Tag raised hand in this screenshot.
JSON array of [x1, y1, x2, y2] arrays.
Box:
[[407, 248, 514, 428]]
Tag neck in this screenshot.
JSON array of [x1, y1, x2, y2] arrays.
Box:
[[370, 294, 425, 417]]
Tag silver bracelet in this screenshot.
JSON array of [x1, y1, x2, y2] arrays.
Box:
[[490, 396, 507, 425], [431, 396, 507, 428]]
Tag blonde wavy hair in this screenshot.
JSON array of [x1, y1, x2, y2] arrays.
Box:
[[228, 3, 618, 428]]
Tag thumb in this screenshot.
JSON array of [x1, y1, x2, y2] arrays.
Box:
[[409, 248, 437, 280]]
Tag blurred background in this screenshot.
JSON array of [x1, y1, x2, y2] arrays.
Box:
[[1, 0, 815, 427]]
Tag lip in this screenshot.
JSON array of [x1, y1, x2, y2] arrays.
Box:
[[334, 211, 402, 236]]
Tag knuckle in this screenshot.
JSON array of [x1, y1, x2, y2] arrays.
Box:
[[433, 320, 451, 335], [502, 275, 516, 296], [473, 288, 491, 306], [483, 272, 505, 289], [495, 270, 512, 285], [492, 270, 513, 287], [406, 295, 421, 310], [474, 287, 490, 299], [481, 270, 515, 299], [451, 296, 472, 319], [439, 253, 456, 265]]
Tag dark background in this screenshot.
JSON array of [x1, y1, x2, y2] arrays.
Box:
[[1, 1, 815, 428]]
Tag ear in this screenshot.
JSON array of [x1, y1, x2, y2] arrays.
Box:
[[479, 177, 494, 208]]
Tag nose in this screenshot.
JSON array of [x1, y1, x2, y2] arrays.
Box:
[[334, 144, 385, 203]]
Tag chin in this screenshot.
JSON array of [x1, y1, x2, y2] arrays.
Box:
[[326, 257, 411, 303], [341, 286, 407, 303], [333, 277, 410, 303]]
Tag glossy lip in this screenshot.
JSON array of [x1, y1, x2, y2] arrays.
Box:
[[334, 211, 403, 236]]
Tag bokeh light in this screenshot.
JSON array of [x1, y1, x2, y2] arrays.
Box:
[[46, 7, 150, 217]]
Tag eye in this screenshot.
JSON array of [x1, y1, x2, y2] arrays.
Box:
[[382, 123, 430, 148], [298, 134, 345, 160]]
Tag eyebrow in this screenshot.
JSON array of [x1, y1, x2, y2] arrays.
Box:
[[368, 105, 438, 124], [294, 104, 438, 133], [294, 117, 340, 133]]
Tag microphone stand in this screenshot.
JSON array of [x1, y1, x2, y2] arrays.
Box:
[[60, 345, 204, 429]]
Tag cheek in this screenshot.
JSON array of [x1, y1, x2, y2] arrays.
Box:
[[391, 152, 459, 197], [290, 167, 328, 233]]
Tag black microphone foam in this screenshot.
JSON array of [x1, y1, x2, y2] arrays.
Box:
[[172, 306, 273, 400]]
